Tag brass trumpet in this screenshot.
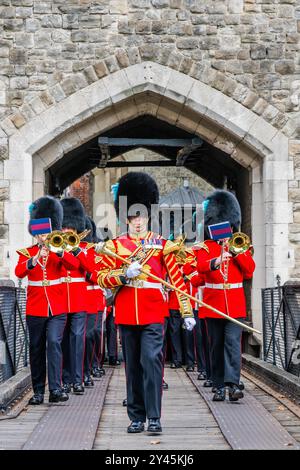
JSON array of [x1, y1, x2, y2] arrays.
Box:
[[44, 229, 91, 253], [228, 232, 251, 255], [63, 229, 91, 252], [44, 230, 66, 253]]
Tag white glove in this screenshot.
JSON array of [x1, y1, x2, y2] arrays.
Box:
[[184, 317, 196, 331], [94, 242, 105, 254], [125, 261, 142, 278]]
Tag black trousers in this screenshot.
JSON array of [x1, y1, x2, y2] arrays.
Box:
[[120, 323, 164, 422], [106, 311, 118, 360], [92, 311, 104, 368], [194, 311, 211, 377], [84, 313, 97, 376], [206, 318, 242, 388], [163, 316, 169, 359], [26, 314, 67, 394], [62, 311, 86, 385], [182, 325, 195, 368], [168, 309, 183, 365]]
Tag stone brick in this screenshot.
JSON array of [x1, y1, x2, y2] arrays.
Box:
[[0, 7, 16, 19], [152, 0, 169, 7], [50, 83, 66, 102], [115, 49, 130, 68], [176, 38, 199, 49], [94, 61, 109, 78], [10, 113, 26, 129], [275, 60, 295, 75], [109, 0, 128, 14], [41, 15, 63, 28], [16, 7, 33, 18], [10, 76, 28, 90], [250, 44, 266, 59], [15, 32, 34, 48], [83, 65, 98, 84], [104, 56, 120, 74]]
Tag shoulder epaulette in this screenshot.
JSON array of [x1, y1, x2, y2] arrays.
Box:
[[16, 248, 31, 258], [193, 242, 209, 253], [163, 239, 180, 255], [105, 239, 116, 253], [85, 242, 95, 251]]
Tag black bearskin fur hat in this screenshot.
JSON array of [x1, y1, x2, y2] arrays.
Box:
[[61, 197, 86, 233], [28, 196, 63, 235], [204, 190, 241, 239], [114, 172, 159, 223]]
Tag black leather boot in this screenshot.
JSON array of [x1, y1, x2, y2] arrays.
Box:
[[228, 384, 244, 401], [162, 380, 169, 390], [28, 394, 44, 405], [122, 398, 127, 406], [147, 418, 162, 434], [203, 379, 213, 387], [49, 389, 69, 403], [197, 371, 206, 380], [73, 383, 85, 395], [212, 388, 226, 401], [62, 383, 71, 394], [84, 375, 94, 387], [127, 421, 145, 433]]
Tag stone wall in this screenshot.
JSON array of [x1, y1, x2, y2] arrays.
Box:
[[0, 0, 299, 283]]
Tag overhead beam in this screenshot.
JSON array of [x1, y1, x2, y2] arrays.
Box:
[[91, 160, 176, 168], [98, 137, 203, 147]]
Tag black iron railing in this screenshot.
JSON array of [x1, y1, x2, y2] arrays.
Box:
[[0, 286, 29, 385], [262, 281, 300, 377]]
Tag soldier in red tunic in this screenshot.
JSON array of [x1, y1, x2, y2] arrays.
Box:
[[95, 172, 195, 434], [60, 198, 89, 395], [15, 196, 79, 405], [195, 190, 255, 402], [78, 216, 106, 386]]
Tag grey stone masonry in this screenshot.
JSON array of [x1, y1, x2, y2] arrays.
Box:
[[0, 0, 299, 294]]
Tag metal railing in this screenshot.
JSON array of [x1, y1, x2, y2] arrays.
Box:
[[0, 286, 29, 385], [262, 281, 300, 377]]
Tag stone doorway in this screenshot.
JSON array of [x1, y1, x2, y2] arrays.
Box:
[[4, 62, 293, 342]]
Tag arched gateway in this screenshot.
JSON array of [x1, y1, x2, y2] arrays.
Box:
[[3, 62, 293, 340]]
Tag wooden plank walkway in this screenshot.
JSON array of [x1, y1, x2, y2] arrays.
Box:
[[94, 366, 229, 450], [1, 365, 300, 450]]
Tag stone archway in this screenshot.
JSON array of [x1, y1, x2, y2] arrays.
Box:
[[3, 62, 293, 338]]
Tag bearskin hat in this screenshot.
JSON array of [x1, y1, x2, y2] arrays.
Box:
[[114, 172, 159, 224], [204, 190, 241, 239], [61, 197, 86, 233], [28, 196, 63, 235]]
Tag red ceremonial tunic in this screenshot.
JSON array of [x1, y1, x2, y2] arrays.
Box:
[[76, 243, 106, 314], [196, 240, 255, 319], [60, 241, 89, 313], [96, 232, 192, 326], [182, 252, 205, 311], [15, 245, 80, 317]]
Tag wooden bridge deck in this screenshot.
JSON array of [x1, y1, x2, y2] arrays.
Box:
[[0, 365, 300, 450], [94, 367, 229, 450]]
